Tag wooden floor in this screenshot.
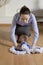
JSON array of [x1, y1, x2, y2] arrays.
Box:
[[0, 23, 43, 65]]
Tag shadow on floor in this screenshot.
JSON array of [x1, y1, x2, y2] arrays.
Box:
[[0, 42, 11, 47]]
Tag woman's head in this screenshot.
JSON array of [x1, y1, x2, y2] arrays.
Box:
[[20, 6, 31, 23]]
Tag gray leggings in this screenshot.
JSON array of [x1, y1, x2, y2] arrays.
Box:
[[15, 24, 31, 37], [15, 24, 31, 43]]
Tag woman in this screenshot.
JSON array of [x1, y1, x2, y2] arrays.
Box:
[[10, 6, 39, 50]]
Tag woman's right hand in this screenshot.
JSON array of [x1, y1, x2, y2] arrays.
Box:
[[13, 43, 18, 47], [16, 44, 21, 50]]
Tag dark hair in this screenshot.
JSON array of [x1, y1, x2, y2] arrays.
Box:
[[20, 6, 30, 15]]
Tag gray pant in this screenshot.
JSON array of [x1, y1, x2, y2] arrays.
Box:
[[15, 24, 31, 37]]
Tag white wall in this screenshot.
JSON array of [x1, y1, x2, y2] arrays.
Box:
[[38, 0, 43, 9], [5, 0, 37, 16], [0, 6, 5, 17], [0, 0, 43, 24]]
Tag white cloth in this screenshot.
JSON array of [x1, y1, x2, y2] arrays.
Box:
[[9, 46, 26, 55], [21, 43, 43, 53], [9, 45, 43, 55]]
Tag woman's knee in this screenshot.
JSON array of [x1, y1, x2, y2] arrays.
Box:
[[19, 35, 28, 42]]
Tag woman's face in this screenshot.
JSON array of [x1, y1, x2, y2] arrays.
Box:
[[20, 14, 30, 23]]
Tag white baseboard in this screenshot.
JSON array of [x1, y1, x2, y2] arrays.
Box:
[[0, 16, 13, 24]]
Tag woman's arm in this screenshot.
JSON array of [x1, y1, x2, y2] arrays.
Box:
[[31, 14, 39, 48], [10, 14, 18, 47]]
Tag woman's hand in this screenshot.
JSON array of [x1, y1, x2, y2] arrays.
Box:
[[31, 43, 37, 53], [16, 44, 21, 50]]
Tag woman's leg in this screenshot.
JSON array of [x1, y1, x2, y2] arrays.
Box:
[[15, 35, 18, 41], [18, 35, 29, 43]]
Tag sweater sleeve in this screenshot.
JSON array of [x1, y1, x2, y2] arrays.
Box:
[[31, 14, 39, 44], [10, 14, 17, 46]]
